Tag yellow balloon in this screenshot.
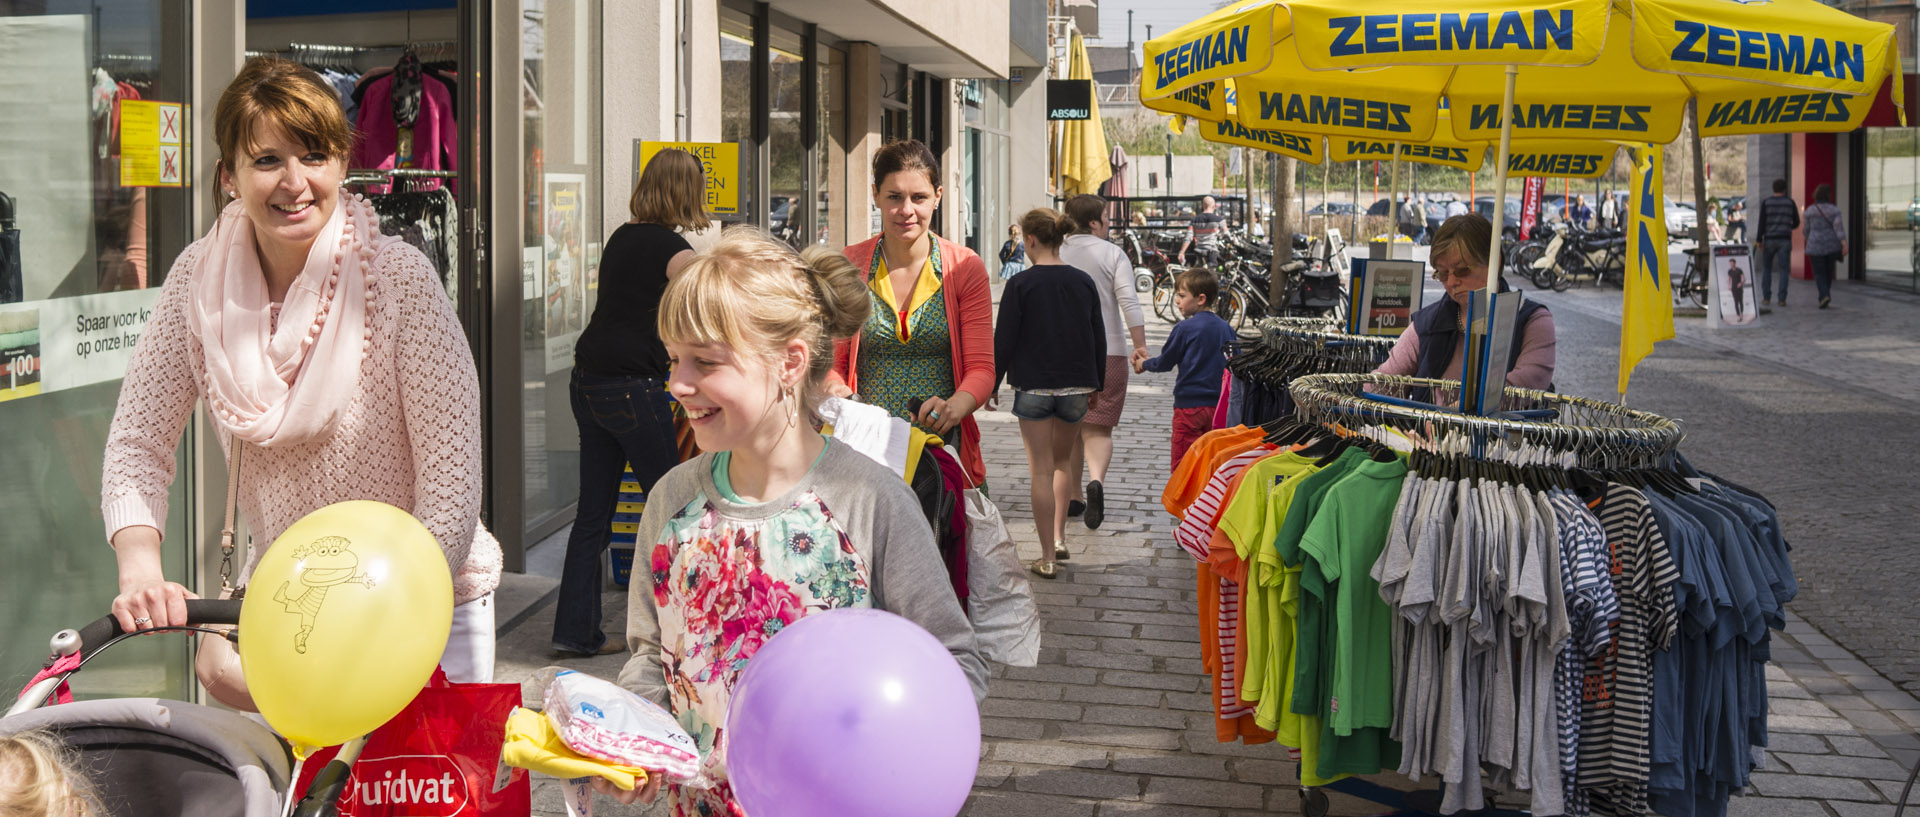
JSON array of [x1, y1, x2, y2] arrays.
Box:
[[238, 501, 453, 757]]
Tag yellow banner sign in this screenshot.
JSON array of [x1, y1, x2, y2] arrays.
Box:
[[638, 141, 740, 215], [1285, 0, 1608, 70], [1629, 0, 1895, 96], [1502, 140, 1620, 178], [119, 100, 184, 188], [1144, 80, 1228, 121], [1329, 139, 1485, 172], [1141, 0, 1279, 100], [1198, 120, 1321, 163]]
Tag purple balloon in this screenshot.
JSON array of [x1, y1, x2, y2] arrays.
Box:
[[726, 608, 981, 817]]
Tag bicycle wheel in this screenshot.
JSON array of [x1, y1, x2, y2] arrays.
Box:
[[1682, 263, 1708, 309], [1153, 279, 1181, 323], [1511, 243, 1548, 288], [1217, 288, 1247, 334]]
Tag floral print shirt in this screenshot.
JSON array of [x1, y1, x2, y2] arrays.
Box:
[[649, 485, 873, 815]]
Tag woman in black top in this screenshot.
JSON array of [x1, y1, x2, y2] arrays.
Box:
[[992, 208, 1106, 578], [554, 148, 708, 656]]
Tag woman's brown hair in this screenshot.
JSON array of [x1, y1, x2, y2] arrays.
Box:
[[871, 140, 940, 189], [1019, 208, 1076, 250], [630, 148, 713, 232], [1064, 195, 1107, 234], [212, 58, 355, 200]]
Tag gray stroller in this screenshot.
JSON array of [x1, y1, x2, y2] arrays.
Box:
[[2, 600, 353, 817]]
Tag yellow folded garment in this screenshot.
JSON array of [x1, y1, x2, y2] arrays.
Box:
[[501, 707, 649, 790], [902, 428, 947, 483]]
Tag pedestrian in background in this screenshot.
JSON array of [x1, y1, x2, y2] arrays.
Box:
[[829, 140, 995, 488], [1804, 183, 1847, 310], [1757, 178, 1801, 306], [1058, 194, 1148, 530], [1179, 195, 1227, 267], [552, 148, 708, 658], [103, 59, 502, 704], [997, 223, 1027, 280], [1568, 195, 1592, 230], [993, 208, 1107, 579], [1599, 190, 1619, 230], [1728, 200, 1748, 242], [1136, 268, 1236, 468]]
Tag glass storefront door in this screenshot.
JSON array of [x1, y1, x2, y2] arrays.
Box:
[[0, 1, 195, 698], [519, 0, 604, 539]]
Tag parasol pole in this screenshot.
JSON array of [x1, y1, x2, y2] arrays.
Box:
[[1387, 144, 1403, 246], [1487, 65, 1517, 304]]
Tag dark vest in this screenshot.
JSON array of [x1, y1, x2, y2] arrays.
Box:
[[1408, 281, 1548, 403]]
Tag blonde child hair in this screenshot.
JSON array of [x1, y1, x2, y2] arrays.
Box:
[[0, 731, 98, 817], [656, 228, 870, 417]]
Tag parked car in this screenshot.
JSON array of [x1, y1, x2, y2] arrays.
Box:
[[1907, 196, 1919, 229], [1664, 196, 1695, 237], [1473, 196, 1525, 240], [1309, 202, 1358, 216]]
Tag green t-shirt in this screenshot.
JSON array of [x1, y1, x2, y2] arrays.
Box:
[[1300, 455, 1410, 736], [710, 439, 833, 503]]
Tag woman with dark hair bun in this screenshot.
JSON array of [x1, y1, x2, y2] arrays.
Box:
[[828, 140, 996, 487]]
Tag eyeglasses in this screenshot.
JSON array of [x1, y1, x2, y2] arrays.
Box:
[[1430, 267, 1480, 282]]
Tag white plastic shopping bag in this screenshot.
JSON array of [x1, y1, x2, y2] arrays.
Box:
[[960, 486, 1042, 666]]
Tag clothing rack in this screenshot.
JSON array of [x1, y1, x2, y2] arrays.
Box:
[[347, 168, 459, 194], [1289, 373, 1685, 458]]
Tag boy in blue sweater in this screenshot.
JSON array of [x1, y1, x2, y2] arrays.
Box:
[[1135, 268, 1237, 467]]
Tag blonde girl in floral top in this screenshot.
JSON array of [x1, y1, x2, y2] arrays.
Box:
[[603, 229, 988, 815]]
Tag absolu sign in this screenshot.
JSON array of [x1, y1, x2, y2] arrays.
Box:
[[1047, 79, 1093, 120]]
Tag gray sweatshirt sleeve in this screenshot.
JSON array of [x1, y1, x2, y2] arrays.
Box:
[[615, 461, 708, 709], [838, 450, 992, 705]]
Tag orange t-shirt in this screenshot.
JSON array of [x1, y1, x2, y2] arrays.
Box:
[[1161, 426, 1264, 517]]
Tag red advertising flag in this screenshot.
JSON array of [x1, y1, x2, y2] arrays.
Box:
[[1519, 177, 1545, 240]]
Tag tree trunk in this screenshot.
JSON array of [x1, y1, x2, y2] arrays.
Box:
[[1271, 155, 1297, 307]]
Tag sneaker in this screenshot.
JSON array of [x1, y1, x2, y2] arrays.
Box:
[[1777, 299, 1788, 307], [1820, 297, 1831, 309], [1067, 500, 1086, 518], [1762, 299, 1773, 306], [1084, 480, 1105, 530]]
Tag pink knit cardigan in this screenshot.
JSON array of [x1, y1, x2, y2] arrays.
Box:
[[101, 237, 503, 604]]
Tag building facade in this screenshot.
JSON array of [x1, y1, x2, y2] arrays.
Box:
[[0, 0, 1054, 699]]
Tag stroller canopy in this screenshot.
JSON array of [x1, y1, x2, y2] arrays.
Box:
[[0, 698, 292, 817]]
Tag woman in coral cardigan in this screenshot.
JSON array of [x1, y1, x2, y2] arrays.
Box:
[[830, 140, 995, 487]]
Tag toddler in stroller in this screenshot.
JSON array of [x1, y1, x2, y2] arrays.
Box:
[[1, 600, 345, 817]]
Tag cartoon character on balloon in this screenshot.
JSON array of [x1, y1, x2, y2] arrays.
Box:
[[270, 535, 376, 654]]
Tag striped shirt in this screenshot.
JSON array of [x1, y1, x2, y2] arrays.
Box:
[[1578, 485, 1679, 817], [1172, 446, 1273, 722], [1550, 491, 1622, 817]]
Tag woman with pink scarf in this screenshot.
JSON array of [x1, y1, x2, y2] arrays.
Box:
[[100, 59, 502, 702]]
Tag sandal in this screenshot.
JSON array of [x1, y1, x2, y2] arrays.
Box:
[[1029, 560, 1059, 579]]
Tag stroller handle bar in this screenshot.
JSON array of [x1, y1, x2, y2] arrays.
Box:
[[67, 599, 242, 658]]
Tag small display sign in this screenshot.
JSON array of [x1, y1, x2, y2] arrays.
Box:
[[1046, 80, 1093, 120]]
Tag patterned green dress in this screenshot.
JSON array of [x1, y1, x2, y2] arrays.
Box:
[[857, 246, 955, 426]]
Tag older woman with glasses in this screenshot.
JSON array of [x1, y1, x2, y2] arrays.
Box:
[[1374, 213, 1556, 401]]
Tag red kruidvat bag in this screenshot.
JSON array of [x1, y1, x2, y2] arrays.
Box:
[[293, 668, 530, 817]]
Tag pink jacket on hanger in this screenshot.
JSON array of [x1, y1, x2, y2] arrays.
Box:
[[351, 72, 458, 193]]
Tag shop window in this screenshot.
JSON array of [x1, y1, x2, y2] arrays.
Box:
[[0, 1, 195, 699], [720, 8, 756, 226]]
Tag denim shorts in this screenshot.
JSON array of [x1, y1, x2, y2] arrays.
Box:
[[1011, 390, 1090, 423]]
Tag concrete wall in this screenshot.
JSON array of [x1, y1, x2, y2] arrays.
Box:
[[1008, 67, 1052, 214], [870, 0, 1010, 77]]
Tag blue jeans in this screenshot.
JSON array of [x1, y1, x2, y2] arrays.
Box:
[[1760, 240, 1792, 301], [1810, 253, 1837, 301], [554, 370, 679, 653]]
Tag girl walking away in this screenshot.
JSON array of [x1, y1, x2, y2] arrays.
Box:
[[993, 208, 1107, 579], [552, 148, 711, 658], [1804, 183, 1847, 309], [607, 228, 987, 814]]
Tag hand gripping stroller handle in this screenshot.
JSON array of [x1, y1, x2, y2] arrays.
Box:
[[70, 599, 243, 657]]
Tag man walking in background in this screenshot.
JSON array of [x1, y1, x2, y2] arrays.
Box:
[[1179, 196, 1227, 269], [1757, 178, 1800, 307]]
